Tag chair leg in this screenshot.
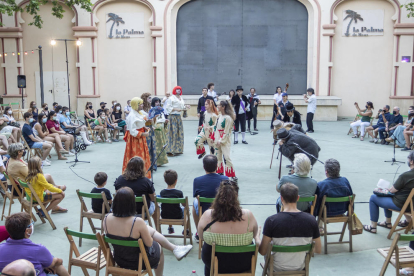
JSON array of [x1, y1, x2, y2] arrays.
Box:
[[41, 206, 56, 230], [1, 196, 7, 221], [6, 197, 13, 218], [339, 221, 347, 242], [324, 220, 328, 254], [388, 211, 405, 239], [87, 217, 96, 234], [188, 219, 193, 246], [34, 207, 46, 224], [79, 215, 83, 247]]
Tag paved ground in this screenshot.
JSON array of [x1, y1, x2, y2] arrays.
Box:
[[0, 119, 411, 275]]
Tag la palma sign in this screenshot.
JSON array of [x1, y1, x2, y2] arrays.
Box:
[[106, 13, 145, 39], [342, 10, 384, 37]]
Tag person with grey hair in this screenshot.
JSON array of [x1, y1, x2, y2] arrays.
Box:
[[363, 152, 414, 234], [1, 259, 36, 276], [314, 159, 353, 228], [276, 153, 317, 212]]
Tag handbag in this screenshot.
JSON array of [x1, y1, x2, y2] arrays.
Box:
[[349, 199, 363, 235], [9, 121, 20, 128]]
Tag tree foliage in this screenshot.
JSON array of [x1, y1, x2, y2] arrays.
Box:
[[0, 0, 92, 28], [402, 1, 414, 18]]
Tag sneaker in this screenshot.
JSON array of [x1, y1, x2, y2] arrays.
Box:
[[385, 137, 394, 143], [168, 227, 175, 234], [70, 149, 76, 154], [97, 137, 103, 143], [66, 152, 75, 157], [234, 141, 238, 144], [254, 128, 259, 131], [307, 130, 314, 133], [402, 147, 412, 151], [194, 233, 199, 243], [182, 229, 190, 236], [242, 141, 248, 144], [42, 160, 51, 166], [381, 139, 386, 145], [173, 245, 193, 261], [247, 128, 250, 132], [106, 139, 112, 144], [374, 138, 379, 144], [369, 139, 375, 143], [112, 139, 119, 142]]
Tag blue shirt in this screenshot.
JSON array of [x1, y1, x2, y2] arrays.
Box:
[[59, 115, 72, 131], [390, 114, 403, 126], [376, 112, 392, 126], [315, 177, 353, 217], [22, 123, 35, 147], [193, 173, 228, 213]]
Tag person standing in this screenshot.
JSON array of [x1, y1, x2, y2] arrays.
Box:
[[276, 93, 290, 120], [304, 88, 317, 133], [213, 101, 236, 179], [151, 97, 169, 167], [163, 86, 189, 156], [246, 88, 261, 132], [122, 97, 151, 178], [197, 88, 215, 131], [207, 83, 219, 102], [195, 99, 218, 159], [141, 93, 157, 172], [231, 86, 249, 144], [271, 86, 283, 129]]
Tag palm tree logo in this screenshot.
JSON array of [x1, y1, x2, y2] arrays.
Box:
[[344, 10, 363, 36], [107, 13, 125, 39]]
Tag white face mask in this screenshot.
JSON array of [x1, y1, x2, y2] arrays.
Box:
[[116, 106, 121, 110], [101, 116, 106, 119], [8, 110, 12, 114], [53, 116, 57, 121], [27, 223, 34, 237]]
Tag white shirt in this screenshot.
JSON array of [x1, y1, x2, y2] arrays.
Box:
[[307, 94, 317, 113], [273, 93, 283, 104], [124, 105, 132, 118], [164, 95, 185, 115], [201, 90, 218, 102], [126, 109, 147, 137]]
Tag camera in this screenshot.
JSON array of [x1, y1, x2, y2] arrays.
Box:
[[379, 109, 383, 113]]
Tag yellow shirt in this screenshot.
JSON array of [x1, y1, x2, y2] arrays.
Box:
[[25, 173, 62, 202]]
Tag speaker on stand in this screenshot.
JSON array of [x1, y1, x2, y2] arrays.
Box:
[[17, 75, 26, 108]]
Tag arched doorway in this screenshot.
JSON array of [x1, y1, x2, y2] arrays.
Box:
[[176, 0, 308, 95]]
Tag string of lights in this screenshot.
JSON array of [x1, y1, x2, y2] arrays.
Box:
[[0, 49, 39, 57]]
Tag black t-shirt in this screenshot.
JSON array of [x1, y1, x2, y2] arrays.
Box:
[[97, 109, 105, 116], [90, 187, 112, 213], [113, 112, 122, 121], [114, 175, 155, 214], [393, 169, 414, 208], [160, 189, 184, 219]]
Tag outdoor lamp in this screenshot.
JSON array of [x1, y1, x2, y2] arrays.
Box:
[[50, 40, 56, 46], [76, 40, 82, 46]]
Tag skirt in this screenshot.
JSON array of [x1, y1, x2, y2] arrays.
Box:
[[166, 114, 184, 154], [122, 130, 151, 178], [154, 123, 168, 166], [146, 126, 157, 171]]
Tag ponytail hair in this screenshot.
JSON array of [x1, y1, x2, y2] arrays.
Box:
[[220, 100, 236, 121]]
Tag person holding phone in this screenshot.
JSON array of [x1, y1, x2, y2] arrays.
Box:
[[350, 101, 373, 141]]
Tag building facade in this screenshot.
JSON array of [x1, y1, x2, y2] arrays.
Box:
[[0, 0, 413, 119]]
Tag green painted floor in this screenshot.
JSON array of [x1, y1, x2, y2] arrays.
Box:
[[0, 119, 410, 276]]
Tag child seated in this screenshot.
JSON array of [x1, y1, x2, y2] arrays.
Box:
[[90, 172, 112, 213], [160, 169, 185, 234]]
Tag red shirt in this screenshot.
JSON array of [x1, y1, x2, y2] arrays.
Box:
[[45, 120, 60, 132]]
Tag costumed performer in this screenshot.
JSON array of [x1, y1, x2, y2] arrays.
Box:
[[122, 97, 151, 178], [150, 97, 169, 166], [141, 92, 157, 171], [195, 99, 218, 159], [213, 100, 236, 179], [164, 86, 190, 156]]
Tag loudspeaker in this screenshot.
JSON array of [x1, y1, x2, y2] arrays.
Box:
[[17, 75, 26, 88]]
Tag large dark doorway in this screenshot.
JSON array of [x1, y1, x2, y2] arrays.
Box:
[[176, 0, 308, 95]]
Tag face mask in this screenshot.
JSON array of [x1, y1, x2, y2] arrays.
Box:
[[408, 161, 412, 167], [101, 116, 106, 119], [116, 106, 121, 111], [33, 105, 36, 109], [58, 110, 62, 114], [365, 105, 368, 109], [22, 150, 26, 157], [8, 110, 12, 114], [114, 102, 117, 105], [42, 118, 47, 123], [53, 116, 57, 121], [393, 111, 397, 115], [89, 105, 92, 109], [28, 223, 34, 237], [66, 112, 70, 116], [101, 106, 105, 109], [45, 107, 48, 110], [410, 111, 413, 115], [29, 118, 34, 123]]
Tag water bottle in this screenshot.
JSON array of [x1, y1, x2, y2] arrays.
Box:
[[190, 270, 198, 275]]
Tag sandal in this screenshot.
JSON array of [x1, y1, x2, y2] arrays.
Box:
[[51, 207, 68, 214], [360, 137, 364, 141], [400, 268, 414, 275], [363, 225, 377, 234], [378, 221, 392, 229], [351, 135, 358, 138], [319, 227, 325, 236], [398, 220, 410, 227]]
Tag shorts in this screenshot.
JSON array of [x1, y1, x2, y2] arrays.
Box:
[[373, 125, 384, 130], [31, 142, 43, 149], [43, 191, 53, 201], [89, 123, 96, 129]]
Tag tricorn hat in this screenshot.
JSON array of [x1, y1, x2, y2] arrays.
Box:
[[236, 85, 243, 91], [285, 102, 295, 112], [277, 128, 291, 140]]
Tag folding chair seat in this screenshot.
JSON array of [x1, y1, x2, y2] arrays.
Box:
[[261, 242, 315, 276], [378, 233, 414, 276], [77, 189, 111, 246], [17, 178, 56, 230], [317, 195, 355, 254], [387, 189, 414, 239], [281, 195, 317, 215], [64, 227, 106, 276], [154, 196, 192, 245], [96, 232, 154, 276], [210, 243, 258, 276], [197, 196, 215, 259]]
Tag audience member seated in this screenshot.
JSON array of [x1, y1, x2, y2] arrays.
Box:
[[94, 110, 111, 143], [59, 106, 93, 145], [125, 100, 132, 119], [160, 169, 185, 234], [402, 123, 414, 152], [104, 108, 120, 142], [28, 101, 39, 126], [33, 113, 70, 160], [0, 114, 19, 144], [0, 212, 70, 276], [193, 155, 228, 241], [114, 156, 155, 216], [0, 226, 9, 243], [54, 105, 63, 121], [363, 152, 414, 233], [198, 180, 260, 275], [41, 103, 50, 117], [382, 106, 403, 145], [46, 111, 75, 154], [351, 101, 373, 141], [22, 112, 53, 166], [386, 106, 414, 148], [259, 184, 322, 272], [103, 187, 192, 275], [1, 259, 36, 276], [276, 153, 317, 213], [367, 105, 392, 144], [314, 159, 353, 233], [0, 134, 10, 150], [3, 107, 21, 139], [90, 172, 112, 213], [112, 103, 126, 128]]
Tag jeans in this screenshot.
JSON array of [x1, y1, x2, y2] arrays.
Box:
[[350, 120, 370, 136], [306, 112, 314, 131], [369, 194, 401, 222], [235, 113, 246, 132], [378, 127, 387, 139]]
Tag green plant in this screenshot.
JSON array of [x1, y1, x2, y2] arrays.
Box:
[[402, 1, 414, 18], [0, 0, 92, 28]]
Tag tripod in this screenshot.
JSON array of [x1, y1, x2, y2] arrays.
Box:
[[146, 143, 168, 182], [67, 133, 90, 167], [385, 138, 404, 165]]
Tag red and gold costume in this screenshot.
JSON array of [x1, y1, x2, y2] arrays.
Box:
[[213, 114, 235, 177]]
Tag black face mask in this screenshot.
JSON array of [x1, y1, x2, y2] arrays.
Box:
[[365, 105, 368, 109], [22, 150, 26, 157], [89, 106, 92, 109], [101, 106, 105, 109], [393, 111, 397, 115], [45, 107, 48, 110]]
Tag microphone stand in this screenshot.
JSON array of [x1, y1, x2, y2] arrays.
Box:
[[67, 132, 90, 167], [384, 137, 404, 165], [146, 143, 168, 183]]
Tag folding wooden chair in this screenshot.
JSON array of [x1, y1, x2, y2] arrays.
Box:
[[197, 196, 215, 259], [64, 227, 106, 276], [378, 233, 414, 276], [85, 119, 96, 142], [261, 242, 315, 276], [136, 195, 153, 227], [0, 104, 10, 113], [387, 188, 414, 239], [9, 102, 23, 121], [210, 243, 259, 276], [154, 196, 192, 245], [0, 175, 17, 221], [96, 232, 154, 276], [17, 178, 56, 230], [317, 195, 355, 254], [281, 195, 317, 215], [77, 189, 111, 247]]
